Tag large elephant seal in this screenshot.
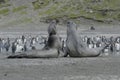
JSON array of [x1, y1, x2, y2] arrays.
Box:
[[66, 21, 106, 57]]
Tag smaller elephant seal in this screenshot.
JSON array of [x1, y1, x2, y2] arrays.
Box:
[[66, 21, 106, 57], [45, 20, 66, 57], [44, 20, 61, 49], [8, 20, 65, 59]]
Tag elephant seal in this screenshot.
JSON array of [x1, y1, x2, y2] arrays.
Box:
[[44, 20, 66, 57], [66, 21, 106, 57], [43, 20, 61, 50], [8, 20, 65, 58]]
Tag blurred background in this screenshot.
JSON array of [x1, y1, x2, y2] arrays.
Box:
[[0, 0, 120, 29]]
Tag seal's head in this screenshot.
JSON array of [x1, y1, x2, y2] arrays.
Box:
[[67, 21, 78, 36], [48, 20, 57, 36], [67, 21, 77, 30]]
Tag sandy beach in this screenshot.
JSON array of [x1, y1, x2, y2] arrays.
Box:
[[0, 22, 120, 80], [0, 54, 120, 80]]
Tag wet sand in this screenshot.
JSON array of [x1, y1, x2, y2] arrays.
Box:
[[0, 54, 120, 80]]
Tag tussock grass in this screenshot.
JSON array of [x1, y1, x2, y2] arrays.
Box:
[[32, 0, 50, 10], [1, 0, 120, 23], [38, 0, 120, 22], [0, 3, 10, 8], [0, 8, 9, 15], [12, 6, 27, 13]]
